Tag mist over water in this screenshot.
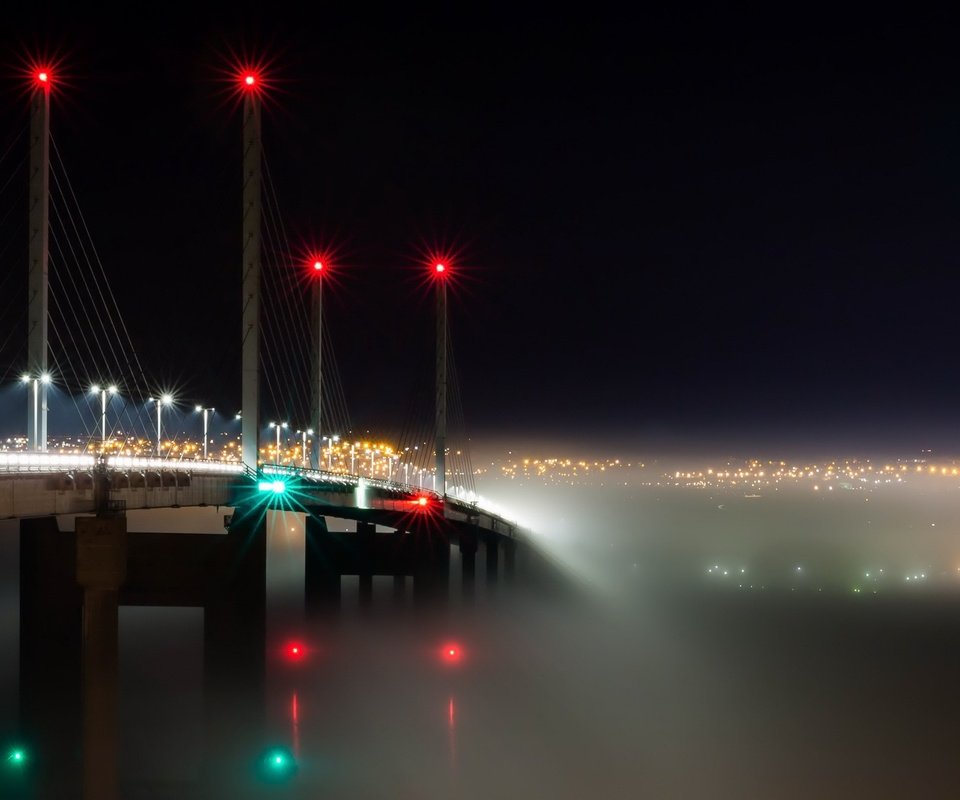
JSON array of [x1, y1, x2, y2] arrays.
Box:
[[3, 448, 960, 798]]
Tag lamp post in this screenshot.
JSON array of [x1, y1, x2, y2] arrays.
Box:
[[325, 434, 340, 470], [91, 384, 118, 452], [196, 406, 214, 460], [149, 394, 173, 456], [269, 421, 288, 466], [20, 372, 51, 451], [297, 428, 313, 468]]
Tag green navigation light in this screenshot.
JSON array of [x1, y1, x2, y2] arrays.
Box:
[[256, 745, 297, 783]]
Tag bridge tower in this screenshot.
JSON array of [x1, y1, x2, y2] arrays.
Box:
[[26, 68, 51, 451], [310, 258, 324, 470], [434, 261, 448, 494], [240, 71, 262, 470]]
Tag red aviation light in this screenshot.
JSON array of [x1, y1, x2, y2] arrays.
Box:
[[32, 65, 53, 92], [236, 65, 266, 97], [435, 262, 446, 274], [304, 250, 331, 281]]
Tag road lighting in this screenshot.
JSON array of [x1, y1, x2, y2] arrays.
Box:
[[324, 434, 340, 470], [196, 405, 215, 460], [20, 372, 52, 451], [269, 421, 288, 466], [90, 384, 118, 452], [149, 394, 173, 456], [296, 428, 313, 468]]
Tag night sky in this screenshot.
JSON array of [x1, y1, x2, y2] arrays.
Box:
[[2, 7, 960, 455]]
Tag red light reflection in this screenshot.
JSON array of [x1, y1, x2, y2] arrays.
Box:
[[283, 640, 307, 662], [440, 641, 464, 665]]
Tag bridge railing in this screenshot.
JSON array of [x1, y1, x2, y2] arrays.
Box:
[[0, 453, 97, 472]]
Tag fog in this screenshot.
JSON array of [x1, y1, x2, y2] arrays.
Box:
[[3, 448, 960, 798]]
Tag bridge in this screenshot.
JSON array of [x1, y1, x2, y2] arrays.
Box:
[[2, 62, 531, 574], [1, 58, 570, 800]]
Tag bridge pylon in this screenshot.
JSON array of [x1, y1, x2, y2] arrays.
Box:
[[26, 69, 51, 451], [240, 72, 262, 471], [434, 262, 448, 495]]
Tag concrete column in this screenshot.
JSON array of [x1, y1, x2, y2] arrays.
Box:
[[202, 506, 266, 792], [485, 535, 499, 585], [81, 588, 119, 800], [413, 532, 450, 606], [305, 515, 340, 615], [503, 538, 517, 583], [459, 531, 478, 602], [19, 517, 83, 798], [357, 522, 375, 610], [76, 513, 127, 800]]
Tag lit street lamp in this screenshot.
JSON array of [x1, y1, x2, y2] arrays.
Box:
[[20, 372, 51, 451], [196, 405, 215, 460], [296, 428, 313, 468], [149, 394, 173, 456], [324, 434, 340, 470], [269, 421, 288, 466], [90, 384, 118, 452]]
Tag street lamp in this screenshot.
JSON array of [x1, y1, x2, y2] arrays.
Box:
[[324, 434, 340, 470], [296, 428, 313, 468], [20, 372, 52, 451], [196, 406, 215, 460], [269, 421, 288, 466], [90, 384, 118, 452], [149, 394, 173, 456]]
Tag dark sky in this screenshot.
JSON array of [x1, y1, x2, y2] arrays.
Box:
[[2, 6, 960, 454]]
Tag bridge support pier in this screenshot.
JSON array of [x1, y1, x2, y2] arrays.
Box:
[[503, 538, 517, 583], [305, 515, 341, 616], [202, 505, 267, 794], [19, 516, 83, 798], [413, 532, 450, 606], [76, 513, 127, 800], [357, 522, 375, 610], [459, 531, 478, 602], [484, 534, 499, 585]]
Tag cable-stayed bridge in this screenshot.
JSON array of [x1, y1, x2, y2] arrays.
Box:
[[1, 60, 570, 800], [0, 64, 525, 541]]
